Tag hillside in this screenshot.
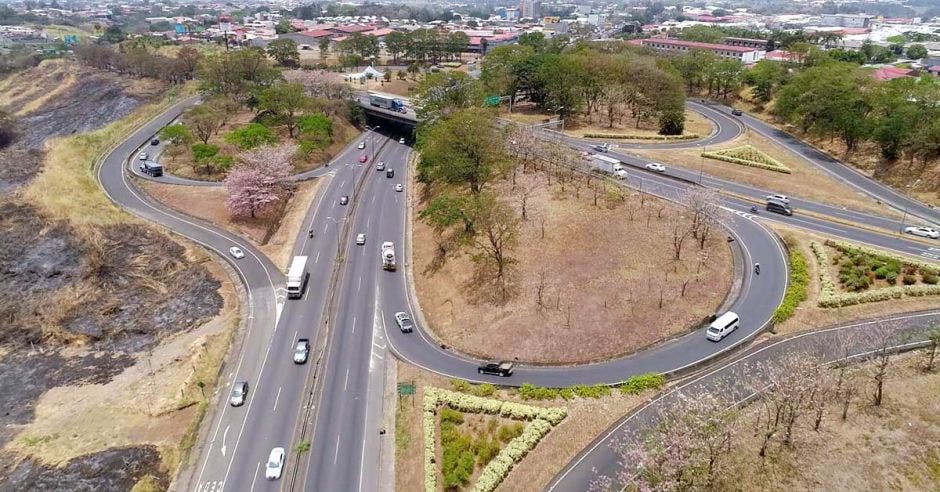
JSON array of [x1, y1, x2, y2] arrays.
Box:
[[0, 60, 232, 490]]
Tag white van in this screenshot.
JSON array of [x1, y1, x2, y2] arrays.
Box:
[[706, 311, 739, 341]]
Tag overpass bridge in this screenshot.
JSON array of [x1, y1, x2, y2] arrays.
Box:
[[355, 93, 419, 126]]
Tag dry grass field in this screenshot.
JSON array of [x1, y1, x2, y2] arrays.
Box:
[[412, 167, 733, 364], [720, 352, 940, 491]]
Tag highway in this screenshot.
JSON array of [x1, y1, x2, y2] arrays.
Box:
[[95, 96, 940, 492]]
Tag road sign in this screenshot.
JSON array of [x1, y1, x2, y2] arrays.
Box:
[[485, 95, 501, 107], [397, 382, 416, 396]]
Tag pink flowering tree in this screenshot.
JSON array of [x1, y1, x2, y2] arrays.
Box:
[[224, 144, 296, 218]]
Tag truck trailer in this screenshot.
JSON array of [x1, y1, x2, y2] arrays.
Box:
[[286, 256, 309, 299], [381, 242, 396, 271], [369, 92, 406, 113]]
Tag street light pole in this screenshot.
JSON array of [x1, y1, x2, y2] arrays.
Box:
[[365, 125, 381, 162], [326, 216, 347, 257], [699, 145, 706, 184]]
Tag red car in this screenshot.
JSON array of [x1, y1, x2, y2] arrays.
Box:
[[358, 155, 368, 163]]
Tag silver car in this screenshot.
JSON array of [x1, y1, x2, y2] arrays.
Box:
[[394, 311, 414, 333], [229, 381, 248, 407]]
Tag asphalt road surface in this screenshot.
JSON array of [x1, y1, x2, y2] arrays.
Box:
[[97, 97, 940, 492]]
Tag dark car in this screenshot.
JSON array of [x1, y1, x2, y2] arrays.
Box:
[[229, 381, 248, 407], [731, 109, 743, 116], [150, 138, 160, 145], [592, 144, 609, 152], [386, 169, 394, 178], [477, 361, 514, 377], [766, 199, 793, 216], [293, 338, 310, 364], [339, 195, 349, 206]]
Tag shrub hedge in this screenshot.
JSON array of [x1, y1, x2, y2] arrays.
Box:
[[772, 247, 809, 324], [423, 387, 567, 492], [582, 133, 700, 140], [619, 373, 667, 394], [701, 145, 791, 174], [811, 240, 940, 307]]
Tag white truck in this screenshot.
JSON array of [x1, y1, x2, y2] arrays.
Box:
[[381, 242, 396, 271], [589, 154, 624, 176], [286, 256, 309, 299]]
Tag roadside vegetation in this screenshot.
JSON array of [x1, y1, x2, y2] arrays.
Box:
[[608, 326, 940, 491], [480, 34, 687, 135], [395, 363, 660, 492], [811, 240, 940, 308], [771, 239, 810, 324], [412, 101, 733, 363]]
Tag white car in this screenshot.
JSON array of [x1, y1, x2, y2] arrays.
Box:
[[904, 226, 939, 239], [766, 194, 790, 204], [395, 183, 404, 192], [645, 162, 666, 173], [613, 169, 628, 180], [356, 233, 366, 245], [265, 447, 285, 480], [138, 152, 148, 161], [357, 141, 366, 149], [399, 137, 406, 144], [229, 246, 245, 259], [394, 311, 414, 333]]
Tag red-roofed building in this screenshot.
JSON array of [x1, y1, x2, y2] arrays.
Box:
[[299, 29, 334, 38], [872, 66, 915, 81], [363, 28, 394, 39], [765, 50, 799, 62], [928, 66, 940, 78], [335, 24, 375, 34], [639, 38, 765, 63], [289, 19, 306, 30]]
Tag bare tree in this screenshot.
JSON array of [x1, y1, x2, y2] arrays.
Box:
[[923, 323, 940, 372], [667, 211, 691, 261], [683, 188, 726, 249], [865, 320, 902, 407], [469, 194, 520, 300]]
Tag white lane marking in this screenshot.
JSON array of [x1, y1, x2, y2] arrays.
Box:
[[344, 368, 350, 391], [358, 276, 362, 292], [220, 425, 230, 457], [315, 251, 321, 263], [352, 315, 357, 334], [334, 434, 341, 464], [272, 386, 282, 413], [340, 179, 346, 188], [323, 222, 329, 233], [248, 462, 260, 492]]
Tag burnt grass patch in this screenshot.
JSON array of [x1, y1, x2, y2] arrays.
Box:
[[0, 200, 222, 486], [0, 445, 168, 492]]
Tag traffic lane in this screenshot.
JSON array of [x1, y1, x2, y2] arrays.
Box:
[[547, 310, 940, 492], [196, 134, 374, 490], [304, 142, 397, 491], [720, 195, 940, 262], [202, 142, 362, 491], [597, 145, 909, 235], [732, 108, 940, 226], [381, 160, 787, 387]]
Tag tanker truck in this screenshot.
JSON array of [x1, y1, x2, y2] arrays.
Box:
[[381, 242, 396, 271]]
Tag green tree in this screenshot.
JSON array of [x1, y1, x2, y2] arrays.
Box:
[[198, 48, 281, 101], [318, 37, 330, 60], [480, 44, 535, 108], [275, 19, 293, 34], [267, 38, 300, 67], [535, 54, 583, 119], [100, 25, 125, 44], [417, 108, 511, 197], [184, 102, 226, 145], [678, 25, 726, 44], [745, 59, 788, 103], [160, 124, 193, 145], [384, 31, 408, 63], [776, 62, 873, 151], [414, 71, 480, 123], [225, 123, 278, 150], [518, 31, 547, 52], [191, 143, 220, 161], [257, 83, 311, 138], [906, 44, 928, 60]]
